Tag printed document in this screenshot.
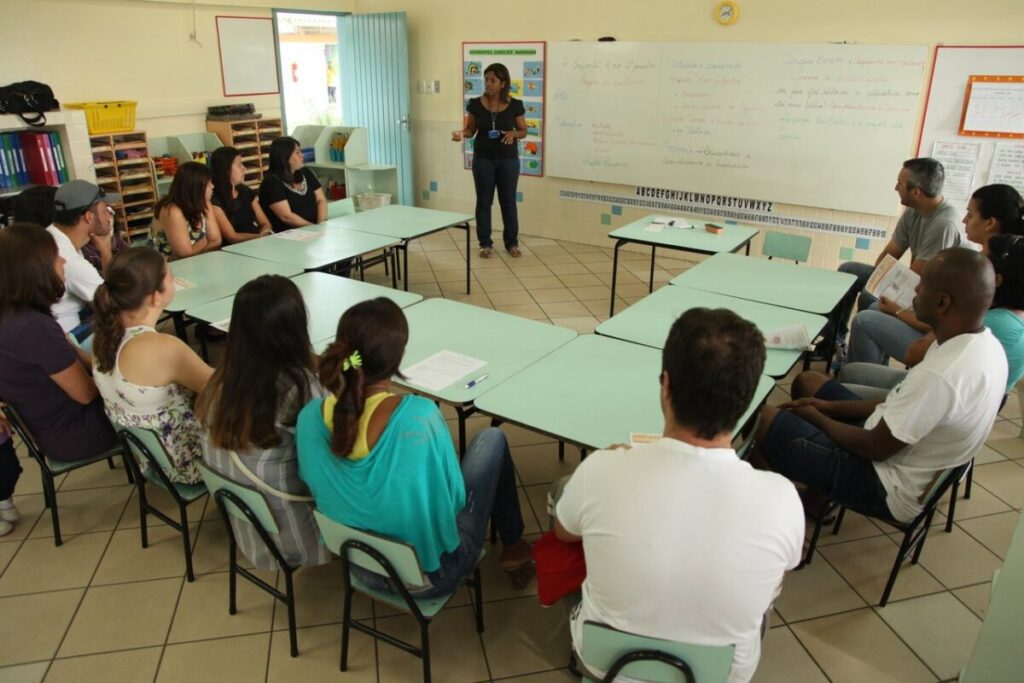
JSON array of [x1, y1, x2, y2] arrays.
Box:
[[402, 350, 487, 392]]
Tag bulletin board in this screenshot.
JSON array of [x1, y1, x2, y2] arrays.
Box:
[[917, 45, 1024, 200], [216, 16, 281, 97], [462, 42, 545, 177]]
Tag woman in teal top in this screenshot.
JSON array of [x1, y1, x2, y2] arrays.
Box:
[[296, 298, 533, 596]]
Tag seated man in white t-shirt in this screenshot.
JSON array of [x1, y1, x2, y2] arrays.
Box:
[[46, 180, 121, 340], [756, 248, 1007, 525], [553, 308, 804, 683]]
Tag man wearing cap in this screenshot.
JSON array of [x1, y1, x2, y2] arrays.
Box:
[[46, 179, 121, 339]]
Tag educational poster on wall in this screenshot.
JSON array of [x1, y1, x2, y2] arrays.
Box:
[[462, 42, 545, 177]]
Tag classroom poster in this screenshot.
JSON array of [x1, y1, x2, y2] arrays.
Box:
[[462, 41, 545, 177]]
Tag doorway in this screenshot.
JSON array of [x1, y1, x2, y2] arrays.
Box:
[[273, 10, 346, 134]]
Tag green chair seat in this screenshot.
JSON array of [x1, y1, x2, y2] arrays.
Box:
[[580, 621, 734, 683], [141, 468, 207, 502]]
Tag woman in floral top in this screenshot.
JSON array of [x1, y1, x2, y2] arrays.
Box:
[[92, 247, 213, 484], [150, 161, 222, 260]]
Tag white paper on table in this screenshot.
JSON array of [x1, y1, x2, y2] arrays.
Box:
[[173, 277, 196, 291], [273, 230, 322, 242], [210, 318, 231, 333], [865, 254, 919, 310], [931, 140, 980, 203], [650, 215, 692, 229], [644, 223, 666, 233], [764, 324, 813, 350], [402, 350, 487, 392], [629, 432, 662, 447], [989, 141, 1024, 193]]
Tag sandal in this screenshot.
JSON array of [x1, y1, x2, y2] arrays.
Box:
[[479, 247, 493, 259], [507, 246, 522, 258], [502, 559, 536, 589]]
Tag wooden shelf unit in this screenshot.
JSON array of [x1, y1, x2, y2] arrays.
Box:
[[206, 117, 282, 190], [89, 131, 157, 242]]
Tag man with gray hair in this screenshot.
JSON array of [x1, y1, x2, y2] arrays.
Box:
[[825, 158, 964, 363]]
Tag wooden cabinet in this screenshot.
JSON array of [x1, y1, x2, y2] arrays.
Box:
[[206, 117, 283, 190], [89, 131, 157, 242]]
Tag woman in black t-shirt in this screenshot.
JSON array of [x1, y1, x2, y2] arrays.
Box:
[[211, 147, 272, 244], [452, 63, 528, 258], [258, 137, 327, 233]]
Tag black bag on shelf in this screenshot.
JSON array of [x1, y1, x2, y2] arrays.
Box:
[[0, 81, 60, 126]]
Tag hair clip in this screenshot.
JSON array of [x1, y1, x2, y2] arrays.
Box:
[[342, 350, 363, 372]]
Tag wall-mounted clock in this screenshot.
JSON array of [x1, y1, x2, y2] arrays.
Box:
[[714, 1, 740, 26]]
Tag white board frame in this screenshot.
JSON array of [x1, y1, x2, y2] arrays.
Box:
[[216, 16, 281, 97]]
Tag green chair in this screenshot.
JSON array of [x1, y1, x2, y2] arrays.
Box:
[[313, 510, 484, 683], [196, 461, 301, 657], [578, 621, 735, 683], [802, 461, 970, 606], [118, 426, 208, 581], [1, 402, 131, 546], [327, 197, 356, 219], [762, 231, 811, 264]]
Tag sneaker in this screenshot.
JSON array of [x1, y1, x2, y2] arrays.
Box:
[[507, 246, 522, 258], [479, 247, 493, 259], [0, 518, 11, 537], [0, 498, 18, 523]]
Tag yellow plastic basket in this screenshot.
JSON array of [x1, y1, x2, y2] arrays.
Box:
[[65, 101, 137, 134]]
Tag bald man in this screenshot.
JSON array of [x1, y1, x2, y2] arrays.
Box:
[[755, 248, 1007, 524]]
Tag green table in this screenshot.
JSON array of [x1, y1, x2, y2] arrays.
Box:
[[185, 272, 423, 354], [222, 226, 399, 275], [475, 334, 774, 452], [596, 286, 826, 377], [397, 298, 577, 451], [670, 252, 856, 315], [961, 510, 1024, 682], [608, 215, 759, 315], [164, 251, 301, 340], [322, 204, 474, 293]]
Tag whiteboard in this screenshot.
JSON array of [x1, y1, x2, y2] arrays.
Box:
[[216, 16, 280, 97], [546, 42, 929, 216], [918, 46, 1024, 197]]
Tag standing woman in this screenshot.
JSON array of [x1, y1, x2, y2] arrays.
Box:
[[452, 63, 527, 259], [92, 247, 213, 484], [210, 147, 273, 243], [150, 161, 222, 260], [259, 137, 327, 233]]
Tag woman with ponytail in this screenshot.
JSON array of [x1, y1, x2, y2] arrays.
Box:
[[92, 247, 213, 484], [296, 298, 534, 596], [196, 275, 331, 569]]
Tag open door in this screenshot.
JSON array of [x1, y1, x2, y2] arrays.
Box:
[[338, 12, 413, 206]]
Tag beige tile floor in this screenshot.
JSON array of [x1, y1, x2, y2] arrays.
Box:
[[1, 229, 1021, 682]]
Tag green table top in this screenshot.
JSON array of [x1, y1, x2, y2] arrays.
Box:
[[961, 509, 1024, 682], [596, 286, 826, 377], [222, 226, 399, 270], [609, 215, 759, 254], [475, 334, 774, 450], [321, 204, 473, 240], [165, 251, 301, 314], [184, 272, 422, 349], [671, 252, 857, 314], [397, 298, 577, 405]]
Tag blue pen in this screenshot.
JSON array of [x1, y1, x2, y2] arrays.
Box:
[[465, 373, 489, 389]]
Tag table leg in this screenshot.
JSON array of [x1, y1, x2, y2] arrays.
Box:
[[610, 239, 626, 317], [648, 245, 657, 293], [464, 222, 472, 294], [391, 248, 399, 289], [558, 441, 564, 462], [197, 323, 209, 363], [172, 313, 187, 342], [455, 405, 477, 457], [402, 243, 410, 292], [745, 241, 751, 256]]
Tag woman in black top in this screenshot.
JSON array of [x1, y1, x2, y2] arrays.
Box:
[[452, 63, 528, 258], [210, 147, 272, 243], [258, 137, 327, 233]]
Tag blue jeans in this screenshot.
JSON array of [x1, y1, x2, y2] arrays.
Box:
[[839, 363, 907, 401], [472, 156, 520, 249], [353, 427, 524, 598], [847, 306, 924, 365]]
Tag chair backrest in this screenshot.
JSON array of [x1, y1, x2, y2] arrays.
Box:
[[0, 402, 41, 456], [581, 622, 734, 683], [196, 461, 279, 534], [920, 462, 971, 509], [327, 197, 356, 219], [117, 424, 176, 476], [312, 509, 426, 587], [762, 231, 811, 263]]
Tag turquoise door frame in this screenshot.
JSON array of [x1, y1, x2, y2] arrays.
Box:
[[338, 12, 414, 206]]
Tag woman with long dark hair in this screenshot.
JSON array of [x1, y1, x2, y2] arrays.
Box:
[[258, 137, 327, 233], [963, 183, 1024, 252], [210, 146, 272, 243], [197, 275, 331, 569], [296, 298, 534, 596], [150, 161, 222, 260], [0, 224, 118, 531], [92, 247, 212, 484], [452, 62, 528, 259]]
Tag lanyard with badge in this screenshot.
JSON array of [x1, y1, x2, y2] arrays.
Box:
[[488, 106, 501, 140]]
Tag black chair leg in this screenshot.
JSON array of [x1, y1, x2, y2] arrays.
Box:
[[802, 516, 825, 567], [964, 461, 974, 499], [946, 484, 958, 533], [228, 540, 238, 615], [340, 586, 354, 671], [284, 568, 298, 657], [558, 441, 564, 462], [421, 621, 432, 683], [832, 507, 847, 535], [472, 567, 484, 634], [138, 487, 150, 549], [880, 534, 913, 607], [107, 457, 116, 470], [46, 477, 62, 546], [180, 505, 195, 582]]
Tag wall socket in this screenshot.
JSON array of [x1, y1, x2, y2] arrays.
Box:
[[417, 80, 441, 94]]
